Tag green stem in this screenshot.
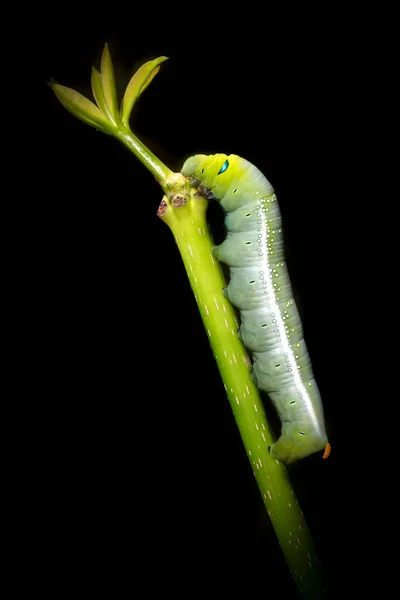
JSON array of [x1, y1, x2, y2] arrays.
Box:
[[161, 190, 324, 599], [115, 128, 172, 188], [50, 47, 325, 594]]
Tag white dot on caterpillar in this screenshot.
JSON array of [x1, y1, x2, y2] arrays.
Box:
[[262, 432, 266, 442], [236, 396, 239, 405], [224, 319, 229, 328], [254, 403, 258, 412], [204, 305, 209, 315], [255, 422, 259, 430]]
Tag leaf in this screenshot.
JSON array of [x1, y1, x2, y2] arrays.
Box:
[[121, 56, 168, 127], [91, 67, 111, 119], [138, 65, 161, 96], [49, 82, 112, 131], [100, 43, 120, 125]]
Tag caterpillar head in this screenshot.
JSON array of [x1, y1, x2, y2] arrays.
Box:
[[182, 153, 247, 193], [181, 154, 274, 212], [181, 153, 228, 187]]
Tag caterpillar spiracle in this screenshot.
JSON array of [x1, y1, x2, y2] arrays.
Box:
[[181, 154, 330, 464]]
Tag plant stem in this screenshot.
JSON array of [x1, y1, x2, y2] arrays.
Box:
[[161, 190, 324, 599], [116, 128, 172, 188], [50, 46, 326, 595]]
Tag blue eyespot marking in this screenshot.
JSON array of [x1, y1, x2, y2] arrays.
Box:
[[217, 159, 229, 175]]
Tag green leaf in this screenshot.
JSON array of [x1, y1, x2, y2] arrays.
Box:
[[139, 65, 161, 96], [121, 56, 168, 127], [49, 82, 112, 131], [100, 43, 120, 125], [91, 67, 112, 119]]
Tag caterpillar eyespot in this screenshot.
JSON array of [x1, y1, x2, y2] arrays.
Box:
[[181, 153, 329, 464], [218, 159, 230, 174]]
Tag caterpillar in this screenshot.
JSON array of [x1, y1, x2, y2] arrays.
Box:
[[181, 153, 330, 464]]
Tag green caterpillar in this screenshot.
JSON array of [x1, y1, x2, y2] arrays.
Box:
[[182, 153, 330, 464]]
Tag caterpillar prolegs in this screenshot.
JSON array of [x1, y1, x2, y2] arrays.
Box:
[[181, 153, 330, 464]]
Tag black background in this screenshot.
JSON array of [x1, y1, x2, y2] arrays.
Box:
[[18, 6, 381, 599]]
